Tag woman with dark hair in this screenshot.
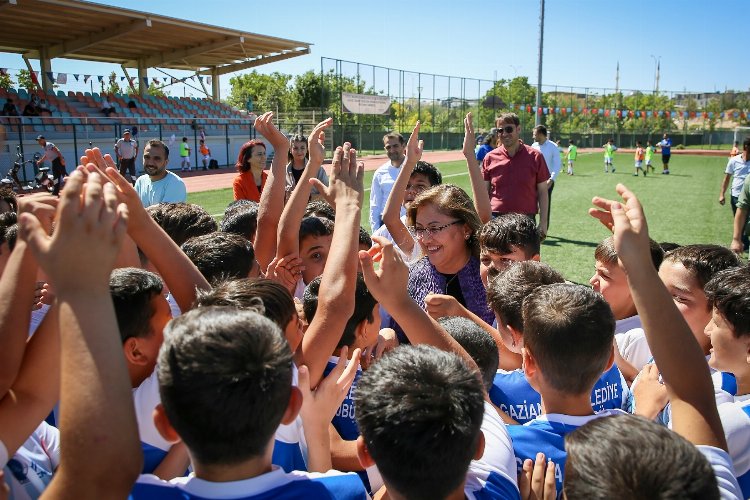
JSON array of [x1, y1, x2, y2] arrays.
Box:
[[232, 139, 267, 202], [284, 134, 328, 203], [391, 183, 493, 341]]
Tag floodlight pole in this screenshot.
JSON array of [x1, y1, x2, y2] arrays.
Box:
[[535, 0, 545, 127]]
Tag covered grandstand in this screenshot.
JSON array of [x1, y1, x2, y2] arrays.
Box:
[[0, 0, 311, 180]]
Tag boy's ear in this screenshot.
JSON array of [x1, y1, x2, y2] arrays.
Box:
[[531, 254, 541, 262], [744, 337, 750, 365], [153, 404, 181, 444], [280, 386, 303, 426], [124, 337, 148, 366], [473, 431, 486, 460], [522, 347, 536, 377], [356, 436, 375, 468], [506, 324, 523, 348], [604, 344, 615, 373]]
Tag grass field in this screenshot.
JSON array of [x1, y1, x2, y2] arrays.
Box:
[[188, 152, 736, 284]]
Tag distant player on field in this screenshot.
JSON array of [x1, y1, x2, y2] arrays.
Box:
[[566, 139, 577, 175]]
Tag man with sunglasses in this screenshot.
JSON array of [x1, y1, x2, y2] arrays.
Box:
[[481, 113, 550, 239]]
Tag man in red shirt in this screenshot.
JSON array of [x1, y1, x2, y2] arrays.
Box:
[[482, 113, 550, 239]]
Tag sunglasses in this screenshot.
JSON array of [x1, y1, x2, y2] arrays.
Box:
[[499, 125, 516, 134]]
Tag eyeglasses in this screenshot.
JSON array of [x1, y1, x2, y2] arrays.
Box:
[[412, 220, 463, 239], [499, 125, 516, 134]]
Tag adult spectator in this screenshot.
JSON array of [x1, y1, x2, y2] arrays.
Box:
[[37, 99, 51, 115], [127, 99, 138, 110], [370, 132, 406, 231], [199, 139, 211, 171], [476, 128, 498, 164], [284, 133, 328, 203], [115, 129, 138, 185], [232, 139, 267, 202], [531, 124, 561, 227], [22, 100, 39, 117], [720, 137, 750, 252], [101, 96, 116, 117], [482, 112, 550, 239], [731, 172, 750, 257], [656, 132, 672, 174], [134, 139, 186, 207], [35, 135, 66, 196], [1, 98, 19, 116]]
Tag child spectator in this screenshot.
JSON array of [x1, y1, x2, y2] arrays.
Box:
[[181, 232, 258, 285], [179, 137, 191, 172], [220, 201, 259, 242], [146, 202, 218, 246], [479, 212, 541, 286]]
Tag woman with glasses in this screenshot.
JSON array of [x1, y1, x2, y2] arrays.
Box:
[[390, 183, 494, 342], [233, 139, 267, 202]]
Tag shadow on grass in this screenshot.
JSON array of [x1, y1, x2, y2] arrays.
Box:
[[543, 235, 598, 248]]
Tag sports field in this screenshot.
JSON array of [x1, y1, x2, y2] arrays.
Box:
[[187, 152, 736, 284]]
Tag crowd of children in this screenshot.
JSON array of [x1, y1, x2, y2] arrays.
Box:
[[0, 110, 747, 499]]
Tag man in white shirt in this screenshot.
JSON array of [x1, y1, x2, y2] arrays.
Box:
[[531, 125, 561, 228], [720, 137, 750, 252], [369, 132, 405, 231], [115, 129, 138, 185]]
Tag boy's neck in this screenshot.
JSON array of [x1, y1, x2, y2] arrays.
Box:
[[379, 480, 468, 500], [540, 390, 595, 417], [193, 453, 273, 483], [736, 371, 750, 397]]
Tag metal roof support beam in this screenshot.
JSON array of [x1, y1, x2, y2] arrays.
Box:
[[46, 19, 151, 59], [134, 37, 244, 68], [211, 66, 220, 102], [137, 60, 147, 97], [200, 48, 310, 76], [39, 46, 52, 94]]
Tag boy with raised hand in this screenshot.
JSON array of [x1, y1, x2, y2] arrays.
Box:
[[358, 237, 521, 499], [568, 184, 742, 498], [16, 170, 143, 498]]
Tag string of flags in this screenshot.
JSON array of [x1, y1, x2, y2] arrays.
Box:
[[495, 103, 746, 120], [0, 69, 212, 88]]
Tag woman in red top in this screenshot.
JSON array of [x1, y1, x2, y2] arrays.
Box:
[[232, 139, 267, 202]]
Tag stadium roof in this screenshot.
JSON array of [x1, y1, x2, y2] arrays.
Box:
[[0, 0, 311, 76]]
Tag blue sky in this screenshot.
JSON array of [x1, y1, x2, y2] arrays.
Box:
[[2, 0, 748, 99]]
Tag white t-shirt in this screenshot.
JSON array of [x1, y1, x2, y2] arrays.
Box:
[[368, 161, 406, 231], [2, 422, 60, 499], [613, 315, 652, 372], [132, 370, 171, 473], [531, 139, 562, 182], [725, 154, 750, 198]]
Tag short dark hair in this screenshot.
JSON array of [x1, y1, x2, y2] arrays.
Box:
[[0, 186, 17, 214], [523, 283, 614, 395], [480, 213, 541, 258], [412, 161, 442, 187], [146, 203, 218, 246], [146, 139, 169, 158], [486, 261, 564, 332], [497, 112, 520, 126], [303, 200, 336, 221], [743, 137, 750, 151], [704, 266, 750, 338], [158, 307, 292, 465], [382, 132, 405, 145], [181, 232, 255, 285], [220, 203, 259, 242], [358, 226, 372, 249], [564, 414, 718, 499], [594, 236, 664, 270], [109, 268, 164, 344], [303, 273, 376, 349], [659, 242, 681, 253], [4, 223, 17, 251], [355, 345, 484, 500], [195, 278, 295, 332], [299, 216, 334, 241], [224, 199, 257, 217], [533, 125, 548, 136], [438, 316, 498, 391], [662, 244, 741, 289]]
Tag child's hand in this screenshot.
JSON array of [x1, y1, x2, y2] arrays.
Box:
[[254, 111, 289, 150], [18, 171, 128, 292], [17, 193, 58, 235], [298, 346, 361, 426], [590, 184, 652, 270], [463, 112, 477, 160], [361, 328, 398, 369], [310, 143, 363, 209], [359, 236, 409, 309], [404, 121, 423, 166], [424, 293, 463, 319], [307, 118, 333, 168], [266, 254, 304, 294], [633, 364, 669, 420], [518, 452, 556, 500]]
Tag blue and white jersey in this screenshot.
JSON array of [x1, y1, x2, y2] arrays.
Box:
[[508, 409, 625, 496], [699, 446, 743, 500], [465, 402, 521, 499], [718, 394, 750, 498], [132, 370, 170, 474], [272, 365, 308, 473], [490, 366, 629, 425], [2, 421, 60, 500], [657, 137, 672, 155], [129, 466, 368, 499], [324, 356, 362, 441]]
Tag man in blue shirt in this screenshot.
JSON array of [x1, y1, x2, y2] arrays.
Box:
[[656, 133, 673, 174], [134, 140, 187, 207]]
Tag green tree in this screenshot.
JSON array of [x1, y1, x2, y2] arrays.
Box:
[[0, 71, 12, 90], [16, 69, 36, 90], [227, 71, 295, 113]]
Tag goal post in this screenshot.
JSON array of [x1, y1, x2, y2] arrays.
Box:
[[734, 127, 750, 145]]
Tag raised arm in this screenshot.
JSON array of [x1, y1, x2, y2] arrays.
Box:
[[21, 171, 141, 497], [298, 143, 363, 388], [254, 112, 294, 270], [382, 121, 422, 255], [463, 113, 491, 223], [79, 148, 210, 311], [276, 119, 333, 261], [591, 184, 726, 450]]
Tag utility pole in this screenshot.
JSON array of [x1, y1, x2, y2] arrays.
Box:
[[535, 0, 545, 126]]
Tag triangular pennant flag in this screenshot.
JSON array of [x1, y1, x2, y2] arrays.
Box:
[[142, 77, 149, 87], [0, 68, 7, 76], [73, 74, 80, 81], [171, 78, 177, 84], [153, 78, 160, 84], [207, 77, 212, 85], [56, 73, 67, 84], [84, 75, 91, 83], [45, 72, 55, 83], [120, 76, 126, 82], [31, 72, 39, 85], [97, 75, 104, 82]]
